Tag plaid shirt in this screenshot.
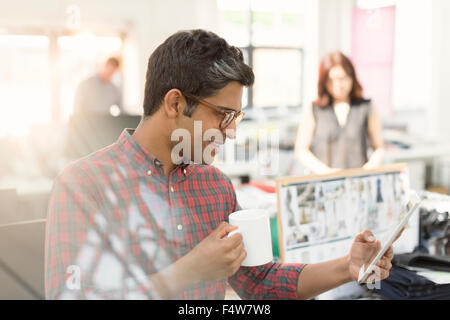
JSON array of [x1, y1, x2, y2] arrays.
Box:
[[45, 129, 304, 299]]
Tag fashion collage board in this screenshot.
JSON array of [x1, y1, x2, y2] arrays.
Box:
[[276, 164, 418, 264]]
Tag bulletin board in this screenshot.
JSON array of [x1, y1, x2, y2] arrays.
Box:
[[275, 163, 419, 264]]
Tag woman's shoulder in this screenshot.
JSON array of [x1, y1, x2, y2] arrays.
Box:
[[351, 98, 372, 116], [351, 98, 372, 107], [311, 102, 333, 112], [310, 103, 329, 119]]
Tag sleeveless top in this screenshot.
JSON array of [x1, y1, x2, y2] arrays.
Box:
[[310, 99, 372, 169]]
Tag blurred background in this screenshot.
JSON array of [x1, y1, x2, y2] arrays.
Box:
[[0, 0, 449, 299]]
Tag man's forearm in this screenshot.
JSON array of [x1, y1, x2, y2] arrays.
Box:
[[296, 255, 353, 300], [148, 254, 200, 299]]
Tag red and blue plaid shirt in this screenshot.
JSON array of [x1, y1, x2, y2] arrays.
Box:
[[45, 129, 304, 299]]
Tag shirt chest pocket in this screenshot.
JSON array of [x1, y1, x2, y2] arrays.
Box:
[[180, 195, 229, 245]]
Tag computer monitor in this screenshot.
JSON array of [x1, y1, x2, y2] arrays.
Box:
[[0, 220, 46, 299]]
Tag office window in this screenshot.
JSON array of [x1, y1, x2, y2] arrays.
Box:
[[218, 0, 305, 109], [58, 34, 123, 120], [0, 32, 125, 137], [253, 49, 302, 108], [0, 35, 50, 137]]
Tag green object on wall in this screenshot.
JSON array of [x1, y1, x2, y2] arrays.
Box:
[[270, 216, 280, 259]]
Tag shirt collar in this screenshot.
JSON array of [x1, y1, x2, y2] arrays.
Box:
[[117, 128, 194, 177]]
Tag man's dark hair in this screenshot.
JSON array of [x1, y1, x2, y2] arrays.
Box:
[[106, 57, 120, 68], [142, 29, 254, 118]]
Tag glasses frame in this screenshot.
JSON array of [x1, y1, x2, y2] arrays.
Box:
[[327, 75, 352, 84], [183, 93, 245, 129]]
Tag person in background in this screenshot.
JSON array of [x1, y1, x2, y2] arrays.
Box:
[[295, 51, 384, 175], [73, 57, 123, 115]]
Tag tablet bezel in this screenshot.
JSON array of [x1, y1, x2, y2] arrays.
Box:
[[357, 191, 422, 284]]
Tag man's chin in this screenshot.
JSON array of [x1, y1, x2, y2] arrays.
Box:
[[182, 154, 216, 166], [197, 144, 219, 165], [203, 155, 216, 166], [199, 154, 217, 166]]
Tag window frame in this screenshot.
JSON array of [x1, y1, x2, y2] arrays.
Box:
[[0, 29, 125, 124], [238, 9, 305, 111]]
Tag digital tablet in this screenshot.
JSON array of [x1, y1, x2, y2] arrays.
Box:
[[358, 190, 422, 284]]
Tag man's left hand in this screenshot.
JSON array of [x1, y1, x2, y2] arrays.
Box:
[[346, 228, 404, 283]]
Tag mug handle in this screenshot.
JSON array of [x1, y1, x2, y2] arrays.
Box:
[[227, 228, 240, 238]]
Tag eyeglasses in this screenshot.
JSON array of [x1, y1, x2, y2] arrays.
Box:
[[183, 93, 245, 130], [328, 75, 352, 84]]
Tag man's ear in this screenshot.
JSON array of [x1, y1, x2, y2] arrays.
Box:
[[163, 89, 184, 119]]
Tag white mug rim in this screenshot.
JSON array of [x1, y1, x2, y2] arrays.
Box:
[[229, 209, 269, 221]]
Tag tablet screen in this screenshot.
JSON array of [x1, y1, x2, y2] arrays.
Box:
[[379, 191, 421, 247], [359, 191, 422, 283]]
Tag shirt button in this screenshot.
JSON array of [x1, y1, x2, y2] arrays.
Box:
[[183, 169, 187, 175], [147, 170, 152, 176], [177, 224, 183, 231], [170, 186, 174, 192]]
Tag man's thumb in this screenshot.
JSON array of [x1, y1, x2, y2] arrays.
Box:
[[357, 230, 376, 243], [216, 222, 238, 239]]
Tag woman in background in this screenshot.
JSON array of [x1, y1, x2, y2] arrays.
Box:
[[295, 51, 384, 175]]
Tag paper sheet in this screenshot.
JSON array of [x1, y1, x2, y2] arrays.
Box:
[[416, 270, 450, 285]]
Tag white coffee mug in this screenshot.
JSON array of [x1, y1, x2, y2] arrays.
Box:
[[228, 209, 273, 267]]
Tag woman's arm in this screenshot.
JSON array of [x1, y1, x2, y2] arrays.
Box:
[[295, 105, 338, 174], [363, 105, 385, 170]]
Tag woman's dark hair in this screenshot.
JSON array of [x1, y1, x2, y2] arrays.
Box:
[[315, 51, 365, 107], [142, 29, 254, 117]]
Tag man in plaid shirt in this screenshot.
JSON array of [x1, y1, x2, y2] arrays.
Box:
[[45, 30, 396, 300]]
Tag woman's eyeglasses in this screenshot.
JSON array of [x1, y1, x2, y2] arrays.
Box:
[[183, 93, 245, 130]]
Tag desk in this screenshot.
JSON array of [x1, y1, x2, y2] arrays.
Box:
[[384, 144, 450, 163]]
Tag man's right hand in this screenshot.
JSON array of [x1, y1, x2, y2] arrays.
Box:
[[186, 222, 247, 282], [149, 222, 246, 299]]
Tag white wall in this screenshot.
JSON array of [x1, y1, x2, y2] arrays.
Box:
[[317, 0, 354, 58], [389, 0, 433, 138], [301, 0, 320, 109], [392, 0, 433, 112], [433, 0, 450, 142], [301, 0, 354, 108], [392, 0, 450, 141]]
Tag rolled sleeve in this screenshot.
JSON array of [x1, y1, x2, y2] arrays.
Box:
[[224, 174, 306, 299], [228, 262, 306, 300]]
